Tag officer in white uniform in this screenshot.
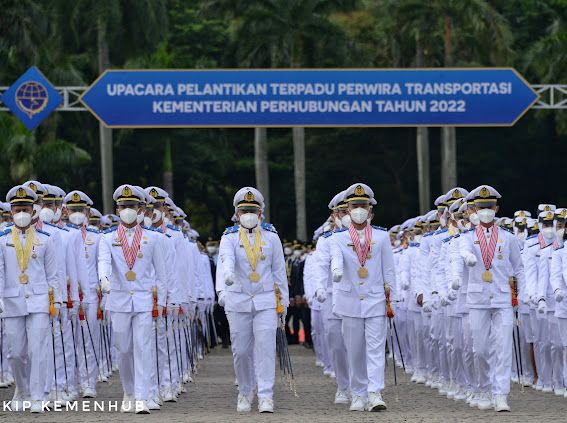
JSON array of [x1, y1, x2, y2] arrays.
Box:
[[0, 185, 60, 413], [452, 185, 523, 412], [217, 187, 288, 413], [98, 184, 169, 413], [330, 183, 396, 412]]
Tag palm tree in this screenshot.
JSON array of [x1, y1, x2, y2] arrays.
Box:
[[391, 0, 513, 192]]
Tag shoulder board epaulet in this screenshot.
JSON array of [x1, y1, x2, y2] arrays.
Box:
[[166, 224, 180, 232], [260, 222, 277, 233], [434, 228, 448, 235], [36, 229, 50, 237], [0, 229, 9, 237], [371, 225, 387, 231], [409, 242, 421, 247], [165, 233, 172, 238], [66, 223, 79, 230], [394, 247, 403, 253], [334, 227, 348, 233], [442, 237, 452, 243], [527, 234, 538, 240], [554, 245, 564, 251], [423, 232, 434, 238], [500, 227, 513, 234], [5, 223, 13, 228], [188, 238, 195, 242], [322, 231, 333, 238], [541, 243, 553, 250], [86, 228, 99, 234], [223, 225, 239, 236], [44, 222, 69, 231], [104, 227, 118, 234], [528, 243, 539, 248], [141, 225, 152, 231], [453, 233, 460, 239]]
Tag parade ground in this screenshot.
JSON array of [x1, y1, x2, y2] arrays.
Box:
[[0, 345, 564, 422]]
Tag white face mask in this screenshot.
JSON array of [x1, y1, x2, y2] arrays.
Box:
[[556, 229, 565, 241], [284, 247, 292, 256], [164, 217, 171, 226], [39, 208, 55, 223], [53, 207, 62, 222], [516, 231, 527, 241], [32, 204, 41, 220], [239, 212, 259, 229], [323, 223, 332, 233], [350, 208, 369, 225], [334, 216, 342, 228], [414, 234, 422, 242], [439, 215, 447, 227], [69, 212, 85, 226], [468, 213, 480, 226], [13, 212, 32, 228], [457, 220, 466, 231], [542, 227, 555, 240], [293, 250, 302, 257], [136, 213, 144, 224], [119, 208, 138, 225], [152, 209, 162, 224], [477, 209, 496, 224], [394, 239, 401, 247], [143, 216, 152, 227], [341, 214, 351, 228], [206, 246, 217, 254]]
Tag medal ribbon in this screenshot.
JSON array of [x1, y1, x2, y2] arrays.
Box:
[[81, 225, 86, 242], [117, 224, 142, 270], [238, 227, 262, 271], [538, 233, 546, 249], [11, 226, 35, 275], [475, 224, 499, 271], [348, 223, 372, 267], [553, 240, 560, 249]]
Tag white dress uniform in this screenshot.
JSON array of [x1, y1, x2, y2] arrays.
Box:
[[0, 185, 61, 411], [217, 187, 288, 413], [455, 185, 524, 411], [330, 183, 396, 411], [98, 185, 168, 412]]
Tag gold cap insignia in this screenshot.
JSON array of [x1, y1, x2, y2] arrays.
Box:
[[518, 211, 525, 217], [150, 188, 158, 198], [29, 183, 37, 192], [16, 188, 26, 198], [72, 192, 81, 202], [547, 212, 554, 220], [354, 185, 365, 196], [521, 218, 527, 225], [544, 205, 551, 211], [479, 187, 490, 199], [244, 191, 255, 202], [122, 186, 132, 197], [452, 189, 462, 199], [560, 210, 567, 218]]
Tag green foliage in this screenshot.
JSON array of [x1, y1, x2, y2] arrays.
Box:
[[0, 0, 566, 238]]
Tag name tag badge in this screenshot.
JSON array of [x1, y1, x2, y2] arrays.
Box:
[[6, 243, 14, 247], [112, 243, 122, 247], [474, 241, 480, 244]]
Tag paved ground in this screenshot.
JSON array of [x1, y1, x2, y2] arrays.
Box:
[[0, 345, 566, 422]]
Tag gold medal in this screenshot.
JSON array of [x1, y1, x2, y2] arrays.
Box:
[[358, 267, 369, 279], [19, 273, 28, 284], [261, 255, 266, 261], [32, 253, 37, 259], [126, 270, 136, 281], [138, 251, 143, 258], [497, 254, 503, 260], [482, 270, 492, 283], [249, 271, 260, 282]]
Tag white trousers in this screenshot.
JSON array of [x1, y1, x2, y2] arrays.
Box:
[[311, 309, 329, 369], [325, 318, 349, 390], [0, 319, 12, 381], [226, 307, 277, 399], [469, 308, 513, 395], [5, 313, 50, 401], [111, 311, 153, 400], [342, 316, 387, 396]]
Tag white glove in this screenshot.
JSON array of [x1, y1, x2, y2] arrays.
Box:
[[279, 309, 287, 326], [440, 296, 449, 307], [401, 279, 410, 291], [431, 294, 440, 310], [332, 270, 343, 283], [389, 301, 396, 316], [315, 288, 326, 303], [422, 302, 432, 313], [451, 278, 462, 290], [537, 300, 547, 314], [555, 289, 564, 303], [463, 252, 477, 267], [218, 291, 226, 307], [447, 290, 457, 301], [225, 272, 235, 286], [167, 303, 180, 315], [100, 276, 110, 294]]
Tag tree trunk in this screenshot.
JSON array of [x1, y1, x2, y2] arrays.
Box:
[[163, 137, 173, 195], [293, 127, 307, 241], [254, 128, 270, 220], [415, 33, 430, 213], [97, 17, 114, 214], [441, 14, 457, 192]]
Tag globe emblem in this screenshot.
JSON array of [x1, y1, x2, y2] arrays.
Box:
[[15, 81, 49, 118]]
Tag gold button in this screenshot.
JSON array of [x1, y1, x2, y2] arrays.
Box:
[[359, 296, 364, 301], [359, 282, 364, 285], [129, 291, 134, 296], [25, 294, 29, 299]]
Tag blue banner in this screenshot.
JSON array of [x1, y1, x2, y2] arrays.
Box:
[[80, 69, 538, 128]]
